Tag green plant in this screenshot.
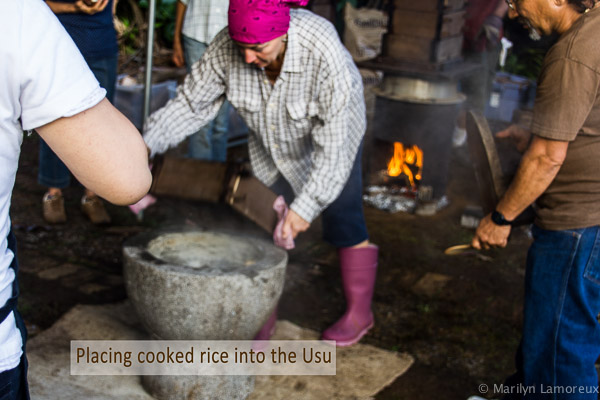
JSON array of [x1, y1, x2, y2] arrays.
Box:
[[502, 48, 546, 80], [115, 0, 177, 59], [116, 16, 140, 55], [138, 0, 177, 45], [115, 0, 146, 57]]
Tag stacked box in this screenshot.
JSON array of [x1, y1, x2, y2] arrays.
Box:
[[383, 0, 466, 64]]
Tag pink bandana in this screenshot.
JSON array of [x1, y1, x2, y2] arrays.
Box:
[[228, 0, 309, 44]]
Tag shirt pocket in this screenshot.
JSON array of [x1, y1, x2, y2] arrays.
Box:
[[228, 93, 260, 130], [230, 95, 260, 114], [286, 101, 319, 137]]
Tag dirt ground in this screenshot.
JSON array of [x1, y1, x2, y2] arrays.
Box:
[[11, 129, 532, 399]]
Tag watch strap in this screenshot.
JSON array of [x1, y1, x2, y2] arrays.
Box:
[[491, 210, 512, 226]]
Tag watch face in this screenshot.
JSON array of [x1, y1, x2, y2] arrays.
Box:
[[492, 211, 509, 226]]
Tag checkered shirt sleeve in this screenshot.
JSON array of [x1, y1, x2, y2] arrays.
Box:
[[144, 10, 366, 224], [143, 31, 230, 157]]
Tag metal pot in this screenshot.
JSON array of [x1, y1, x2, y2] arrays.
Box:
[[372, 75, 466, 105]]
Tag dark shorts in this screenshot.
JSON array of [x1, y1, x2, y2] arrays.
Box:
[[0, 335, 28, 400], [270, 144, 368, 248], [0, 230, 29, 400]]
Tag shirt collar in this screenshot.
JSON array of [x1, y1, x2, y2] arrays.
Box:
[[281, 16, 302, 73]]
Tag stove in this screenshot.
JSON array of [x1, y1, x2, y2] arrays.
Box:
[[359, 0, 481, 214]]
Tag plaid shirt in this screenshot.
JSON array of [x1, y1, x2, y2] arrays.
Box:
[[180, 0, 228, 44], [144, 9, 366, 223]]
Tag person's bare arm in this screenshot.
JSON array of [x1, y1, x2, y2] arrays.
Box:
[[472, 136, 568, 249], [172, 1, 187, 67], [36, 98, 152, 205]]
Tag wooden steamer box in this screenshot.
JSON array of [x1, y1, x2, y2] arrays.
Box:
[[384, 0, 466, 64], [384, 35, 464, 64], [393, 0, 465, 12], [150, 156, 278, 233]]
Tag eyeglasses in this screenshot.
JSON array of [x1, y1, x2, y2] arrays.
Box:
[[505, 0, 518, 11]]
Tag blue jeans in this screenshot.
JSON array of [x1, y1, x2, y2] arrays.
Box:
[[269, 144, 368, 248], [502, 225, 600, 399], [183, 35, 230, 162], [38, 54, 117, 188]]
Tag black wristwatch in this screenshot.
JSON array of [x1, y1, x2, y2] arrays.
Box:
[[491, 210, 512, 226]]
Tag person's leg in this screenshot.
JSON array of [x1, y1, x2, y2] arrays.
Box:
[[0, 348, 27, 400], [94, 54, 118, 104], [8, 312, 29, 400], [503, 225, 600, 400], [319, 144, 377, 347], [182, 35, 207, 72], [183, 36, 228, 161], [0, 230, 30, 400], [265, 145, 375, 346], [38, 138, 71, 223], [210, 100, 230, 162], [321, 143, 368, 248], [37, 141, 71, 190]]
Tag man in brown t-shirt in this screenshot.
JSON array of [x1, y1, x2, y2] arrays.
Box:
[[470, 0, 600, 398]]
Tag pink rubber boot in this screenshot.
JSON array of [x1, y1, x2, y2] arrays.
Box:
[[253, 307, 277, 341], [252, 307, 278, 352], [322, 244, 378, 347]]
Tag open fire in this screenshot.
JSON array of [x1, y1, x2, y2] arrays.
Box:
[[363, 141, 428, 213], [387, 142, 423, 188]]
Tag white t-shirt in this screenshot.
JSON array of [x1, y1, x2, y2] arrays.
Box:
[[0, 0, 105, 372]]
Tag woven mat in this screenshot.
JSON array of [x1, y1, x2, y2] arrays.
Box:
[[26, 302, 413, 400]]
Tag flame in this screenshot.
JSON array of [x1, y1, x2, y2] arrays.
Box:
[[387, 142, 423, 187]]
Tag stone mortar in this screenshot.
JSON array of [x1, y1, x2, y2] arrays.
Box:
[[141, 375, 255, 400], [123, 228, 287, 400], [123, 228, 288, 341]]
